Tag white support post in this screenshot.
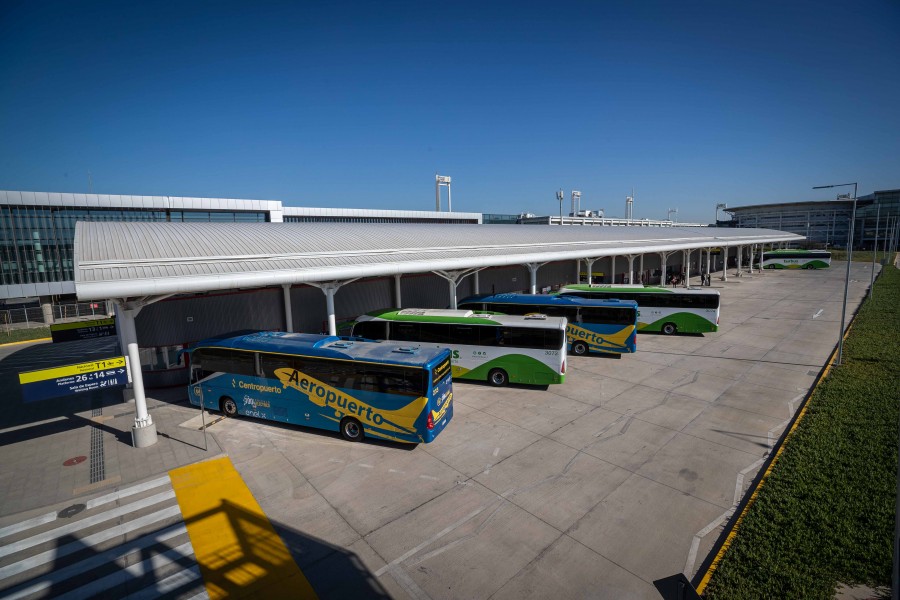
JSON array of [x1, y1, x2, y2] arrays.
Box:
[[584, 258, 597, 285], [659, 252, 669, 285], [473, 271, 480, 295], [324, 285, 338, 335], [526, 262, 542, 294], [575, 259, 581, 284], [683, 249, 691, 287], [639, 254, 644, 284], [394, 274, 402, 307], [118, 304, 157, 448], [704, 248, 710, 277], [721, 247, 728, 281], [758, 244, 764, 273], [611, 256, 616, 284], [736, 245, 743, 276], [282, 284, 293, 333], [626, 255, 635, 284], [307, 279, 360, 336], [434, 269, 480, 310], [448, 278, 458, 309]]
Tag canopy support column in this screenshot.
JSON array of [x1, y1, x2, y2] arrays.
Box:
[[639, 254, 644, 284], [736, 245, 743, 277], [659, 251, 674, 285], [113, 294, 174, 449], [583, 257, 597, 285], [525, 262, 548, 294], [282, 284, 293, 333], [308, 279, 361, 336], [721, 247, 728, 281], [434, 268, 481, 309], [625, 255, 637, 284], [611, 255, 616, 283], [473, 271, 480, 295], [394, 274, 402, 307], [705, 248, 712, 281], [758, 244, 764, 273], [683, 249, 691, 288]]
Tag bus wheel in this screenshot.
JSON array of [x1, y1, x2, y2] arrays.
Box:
[[571, 341, 589, 356], [340, 417, 364, 442], [488, 368, 509, 387], [661, 322, 678, 335], [220, 396, 238, 417]]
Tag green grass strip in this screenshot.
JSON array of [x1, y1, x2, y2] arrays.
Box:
[[704, 266, 900, 599], [0, 326, 52, 344]]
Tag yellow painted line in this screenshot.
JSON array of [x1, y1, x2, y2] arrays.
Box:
[[0, 337, 52, 347], [18, 356, 126, 384], [695, 319, 857, 594], [169, 457, 317, 600]]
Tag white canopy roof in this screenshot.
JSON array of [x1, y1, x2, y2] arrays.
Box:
[[74, 222, 802, 300]]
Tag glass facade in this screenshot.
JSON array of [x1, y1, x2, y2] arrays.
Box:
[[728, 191, 900, 250], [482, 213, 520, 224], [0, 206, 266, 286]]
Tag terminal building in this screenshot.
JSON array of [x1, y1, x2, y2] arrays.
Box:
[[725, 188, 900, 250], [3, 189, 804, 446], [0, 191, 482, 302]]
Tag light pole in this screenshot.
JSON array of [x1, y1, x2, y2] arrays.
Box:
[[435, 174, 452, 212], [557, 189, 564, 224], [813, 182, 857, 366], [871, 201, 880, 297]]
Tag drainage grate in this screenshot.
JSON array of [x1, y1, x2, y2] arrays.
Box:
[[89, 425, 105, 483]]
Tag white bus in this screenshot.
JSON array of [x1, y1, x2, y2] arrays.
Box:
[[559, 284, 720, 335], [351, 309, 567, 387], [761, 249, 831, 270]]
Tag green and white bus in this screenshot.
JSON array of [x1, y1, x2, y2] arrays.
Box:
[[559, 284, 719, 335], [188, 331, 453, 444], [351, 309, 567, 387], [761, 249, 831, 269]]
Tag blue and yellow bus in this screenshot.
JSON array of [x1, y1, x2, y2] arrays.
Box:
[[187, 331, 453, 444], [457, 294, 638, 357]]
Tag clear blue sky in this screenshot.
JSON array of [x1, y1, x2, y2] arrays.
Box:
[[1, 1, 898, 223]]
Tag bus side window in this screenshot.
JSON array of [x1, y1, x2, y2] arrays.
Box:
[[420, 323, 450, 344], [201, 348, 255, 376], [260, 353, 294, 379], [393, 322, 420, 342]]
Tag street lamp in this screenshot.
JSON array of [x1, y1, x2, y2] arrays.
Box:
[[715, 203, 727, 225], [435, 174, 452, 211], [812, 182, 857, 366], [557, 189, 564, 224]]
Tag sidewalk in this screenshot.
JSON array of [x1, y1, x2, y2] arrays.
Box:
[[0, 337, 221, 523]]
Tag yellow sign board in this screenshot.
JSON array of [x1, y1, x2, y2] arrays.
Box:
[[49, 317, 115, 332], [19, 356, 127, 385]]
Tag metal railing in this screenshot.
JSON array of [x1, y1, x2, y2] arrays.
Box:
[[1, 302, 109, 329]]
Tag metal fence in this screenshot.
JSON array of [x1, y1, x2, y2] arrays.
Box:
[[1, 302, 109, 329]]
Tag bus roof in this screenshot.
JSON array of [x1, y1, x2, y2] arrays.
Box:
[[192, 331, 449, 368], [458, 293, 638, 308], [764, 249, 829, 255], [560, 284, 720, 296], [360, 308, 568, 329]]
